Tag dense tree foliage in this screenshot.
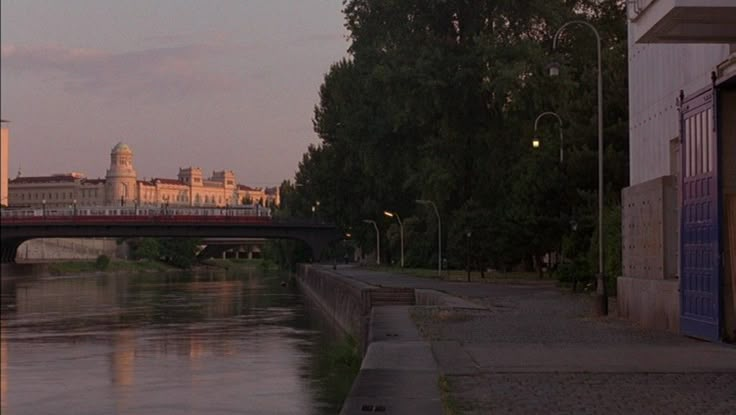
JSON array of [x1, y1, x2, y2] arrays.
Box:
[[128, 238, 201, 269], [283, 0, 628, 280]]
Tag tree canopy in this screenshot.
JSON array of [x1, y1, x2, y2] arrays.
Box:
[[282, 0, 628, 278]]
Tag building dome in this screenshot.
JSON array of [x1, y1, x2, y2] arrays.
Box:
[[112, 142, 132, 154]]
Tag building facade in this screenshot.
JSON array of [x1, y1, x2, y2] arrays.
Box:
[[0, 121, 8, 207], [621, 1, 735, 342], [8, 142, 280, 209]]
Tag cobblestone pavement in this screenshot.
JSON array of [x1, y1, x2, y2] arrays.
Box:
[[448, 373, 736, 414], [326, 266, 736, 414]]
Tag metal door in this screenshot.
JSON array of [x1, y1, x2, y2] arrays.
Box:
[[680, 87, 722, 341]]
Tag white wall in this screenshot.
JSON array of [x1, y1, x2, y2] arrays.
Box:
[[628, 36, 731, 185], [0, 127, 8, 206]]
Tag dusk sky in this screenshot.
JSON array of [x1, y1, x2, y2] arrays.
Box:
[[1, 0, 348, 187]]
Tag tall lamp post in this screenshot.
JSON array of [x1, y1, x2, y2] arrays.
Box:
[[533, 111, 565, 269], [416, 199, 441, 277], [362, 219, 380, 265], [383, 211, 404, 268], [465, 229, 472, 282], [550, 20, 606, 315]]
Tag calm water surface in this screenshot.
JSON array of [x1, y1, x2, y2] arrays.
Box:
[[0, 269, 350, 415]]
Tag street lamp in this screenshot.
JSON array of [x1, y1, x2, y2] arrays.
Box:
[[416, 199, 441, 277], [383, 211, 404, 268], [551, 20, 606, 315], [362, 219, 380, 265], [533, 111, 566, 270], [465, 229, 472, 282], [73, 199, 77, 216], [533, 111, 564, 163], [42, 199, 46, 217]]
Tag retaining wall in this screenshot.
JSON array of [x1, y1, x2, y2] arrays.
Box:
[[296, 265, 445, 415], [296, 264, 415, 350]]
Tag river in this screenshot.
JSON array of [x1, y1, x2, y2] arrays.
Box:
[[0, 267, 356, 415]]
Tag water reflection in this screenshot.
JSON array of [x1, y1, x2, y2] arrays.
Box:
[[0, 269, 349, 414]]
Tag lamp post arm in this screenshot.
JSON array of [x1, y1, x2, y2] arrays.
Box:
[[534, 111, 564, 164], [533, 111, 563, 131], [552, 20, 601, 51]]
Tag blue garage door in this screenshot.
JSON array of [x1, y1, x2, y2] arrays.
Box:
[[680, 87, 722, 341]]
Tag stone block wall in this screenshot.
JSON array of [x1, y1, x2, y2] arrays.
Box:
[[622, 175, 678, 280], [620, 176, 680, 332]]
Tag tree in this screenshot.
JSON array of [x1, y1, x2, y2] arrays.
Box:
[[159, 238, 201, 269], [131, 238, 161, 261], [287, 0, 628, 272]]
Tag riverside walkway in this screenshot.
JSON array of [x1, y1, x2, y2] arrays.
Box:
[[326, 265, 736, 414]]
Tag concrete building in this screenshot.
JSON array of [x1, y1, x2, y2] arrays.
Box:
[[0, 120, 8, 207], [8, 142, 280, 209], [620, 1, 736, 342]]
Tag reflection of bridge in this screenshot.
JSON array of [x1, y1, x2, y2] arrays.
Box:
[[0, 216, 342, 263]]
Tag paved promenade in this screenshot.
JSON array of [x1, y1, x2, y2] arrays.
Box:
[[326, 265, 736, 414]]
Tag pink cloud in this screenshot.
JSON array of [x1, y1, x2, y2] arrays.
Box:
[[1, 42, 239, 102]]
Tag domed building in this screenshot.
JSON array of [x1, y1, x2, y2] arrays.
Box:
[[105, 142, 137, 205], [7, 142, 280, 209]]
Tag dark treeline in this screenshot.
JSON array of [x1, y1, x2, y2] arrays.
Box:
[[277, 0, 628, 282]]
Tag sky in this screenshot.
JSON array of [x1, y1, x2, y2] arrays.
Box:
[[0, 0, 349, 187]]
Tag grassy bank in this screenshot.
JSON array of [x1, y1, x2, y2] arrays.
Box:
[[313, 335, 362, 411], [199, 258, 276, 271], [47, 259, 176, 275], [365, 265, 541, 283]]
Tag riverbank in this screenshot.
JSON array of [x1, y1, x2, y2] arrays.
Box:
[[297, 264, 481, 414], [365, 265, 543, 283], [1, 258, 267, 278]]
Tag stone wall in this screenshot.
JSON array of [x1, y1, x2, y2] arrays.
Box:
[[296, 264, 373, 342], [296, 265, 416, 352], [620, 176, 680, 332], [617, 277, 680, 332]]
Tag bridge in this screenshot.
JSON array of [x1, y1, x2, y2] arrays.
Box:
[[0, 215, 343, 263]]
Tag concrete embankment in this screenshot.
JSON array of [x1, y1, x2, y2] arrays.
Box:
[[297, 264, 479, 414]]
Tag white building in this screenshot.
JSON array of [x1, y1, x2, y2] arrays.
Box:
[[0, 120, 8, 207], [620, 0, 735, 342], [8, 142, 280, 209]]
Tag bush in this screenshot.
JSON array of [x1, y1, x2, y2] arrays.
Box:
[[554, 258, 593, 291], [132, 238, 161, 261], [95, 254, 110, 270]]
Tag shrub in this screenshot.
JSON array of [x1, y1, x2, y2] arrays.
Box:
[[95, 254, 110, 270], [132, 238, 161, 261], [554, 258, 593, 291]]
